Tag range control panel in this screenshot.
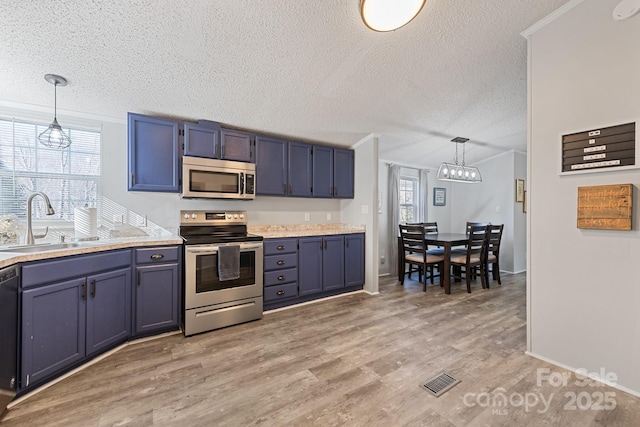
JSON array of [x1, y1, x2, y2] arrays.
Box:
[[180, 210, 247, 225]]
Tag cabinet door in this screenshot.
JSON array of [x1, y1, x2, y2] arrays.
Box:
[[312, 145, 333, 198], [298, 237, 323, 296], [220, 129, 254, 162], [135, 263, 179, 335], [184, 123, 219, 158], [333, 148, 354, 198], [128, 113, 181, 192], [345, 234, 365, 287], [322, 235, 345, 291], [85, 268, 132, 356], [256, 136, 288, 196], [288, 142, 312, 197], [21, 279, 86, 388]]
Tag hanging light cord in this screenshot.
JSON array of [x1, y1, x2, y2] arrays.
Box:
[[453, 142, 466, 166]]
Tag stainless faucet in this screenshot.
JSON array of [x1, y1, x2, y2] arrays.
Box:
[[26, 192, 55, 245]]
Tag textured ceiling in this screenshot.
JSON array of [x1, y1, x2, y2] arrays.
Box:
[[0, 0, 569, 168]]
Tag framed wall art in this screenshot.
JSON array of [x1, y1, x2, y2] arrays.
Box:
[[433, 187, 446, 206], [516, 179, 525, 203]]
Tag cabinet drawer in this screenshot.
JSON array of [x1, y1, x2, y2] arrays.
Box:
[[264, 253, 297, 271], [135, 246, 179, 264], [264, 239, 297, 255], [264, 282, 298, 302], [264, 268, 297, 287], [22, 249, 131, 289]]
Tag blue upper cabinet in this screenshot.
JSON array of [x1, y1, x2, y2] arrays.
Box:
[[333, 148, 354, 199], [256, 135, 288, 196], [127, 113, 181, 192], [288, 141, 313, 197], [312, 145, 333, 198], [220, 129, 254, 162], [184, 122, 219, 158]]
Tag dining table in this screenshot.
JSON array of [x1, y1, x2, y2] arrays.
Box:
[[397, 232, 469, 294]]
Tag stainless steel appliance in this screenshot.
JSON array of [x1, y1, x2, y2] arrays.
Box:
[[180, 210, 263, 336], [181, 157, 255, 200], [0, 265, 18, 418]]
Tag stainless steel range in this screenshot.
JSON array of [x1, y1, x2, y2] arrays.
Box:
[[179, 210, 263, 336]]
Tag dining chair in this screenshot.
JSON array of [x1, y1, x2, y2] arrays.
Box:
[[398, 224, 444, 291], [449, 224, 489, 293], [486, 224, 504, 285], [466, 221, 491, 236]]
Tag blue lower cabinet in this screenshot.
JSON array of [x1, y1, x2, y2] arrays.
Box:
[[265, 234, 364, 310], [345, 233, 365, 287], [298, 237, 323, 296], [322, 235, 345, 291], [264, 282, 298, 303], [21, 278, 86, 389], [86, 268, 132, 356], [134, 263, 179, 335]]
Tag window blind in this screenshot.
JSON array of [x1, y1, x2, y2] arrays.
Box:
[[0, 117, 101, 220]]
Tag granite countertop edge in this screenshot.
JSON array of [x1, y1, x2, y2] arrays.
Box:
[[250, 224, 366, 239], [0, 236, 183, 269]]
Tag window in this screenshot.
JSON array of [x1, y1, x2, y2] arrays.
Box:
[[0, 117, 101, 220], [399, 176, 418, 222]]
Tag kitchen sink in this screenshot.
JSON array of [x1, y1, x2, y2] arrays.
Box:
[[0, 242, 101, 253]]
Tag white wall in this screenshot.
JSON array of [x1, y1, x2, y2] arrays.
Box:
[[527, 0, 640, 394], [341, 135, 379, 294], [451, 151, 523, 273]]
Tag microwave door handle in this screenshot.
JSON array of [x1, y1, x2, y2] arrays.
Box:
[[239, 172, 244, 195]]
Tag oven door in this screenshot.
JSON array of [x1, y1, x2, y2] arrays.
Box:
[[184, 242, 263, 309]]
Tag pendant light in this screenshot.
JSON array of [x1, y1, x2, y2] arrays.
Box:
[[437, 137, 482, 183], [38, 74, 72, 149], [360, 0, 426, 32]]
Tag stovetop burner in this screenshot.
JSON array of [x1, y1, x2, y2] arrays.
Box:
[[178, 210, 263, 245]]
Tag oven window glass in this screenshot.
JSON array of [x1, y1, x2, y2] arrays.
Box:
[[190, 170, 239, 194], [195, 251, 256, 292]]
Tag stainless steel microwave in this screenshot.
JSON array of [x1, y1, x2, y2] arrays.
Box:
[[182, 157, 255, 199]]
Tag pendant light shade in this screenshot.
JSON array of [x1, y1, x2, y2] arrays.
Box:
[[38, 74, 72, 149], [436, 137, 482, 183], [360, 0, 426, 32]]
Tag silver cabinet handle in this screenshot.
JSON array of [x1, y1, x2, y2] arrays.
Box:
[[150, 253, 164, 260]]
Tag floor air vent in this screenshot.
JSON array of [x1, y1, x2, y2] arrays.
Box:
[[420, 372, 460, 397]]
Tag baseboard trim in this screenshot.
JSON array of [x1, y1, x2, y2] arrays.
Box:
[[263, 290, 367, 314], [525, 351, 640, 398]]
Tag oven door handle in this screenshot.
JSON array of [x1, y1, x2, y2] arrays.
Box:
[[186, 243, 263, 254]]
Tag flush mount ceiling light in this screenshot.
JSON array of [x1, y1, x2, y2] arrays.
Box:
[[437, 137, 482, 183], [613, 0, 640, 20], [360, 0, 426, 32], [38, 74, 72, 149]]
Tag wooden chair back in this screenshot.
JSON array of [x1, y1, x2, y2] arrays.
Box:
[[487, 224, 504, 255], [466, 221, 490, 236], [399, 224, 426, 257], [424, 222, 438, 234]]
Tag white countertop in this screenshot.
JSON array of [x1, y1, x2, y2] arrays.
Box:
[[249, 224, 365, 239]]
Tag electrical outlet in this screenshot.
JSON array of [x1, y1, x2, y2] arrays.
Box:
[[304, 212, 310, 222], [361, 205, 369, 214], [495, 205, 501, 213], [380, 255, 386, 265], [326, 213, 332, 221]]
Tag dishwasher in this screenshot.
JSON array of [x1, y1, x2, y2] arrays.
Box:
[[0, 264, 18, 418]]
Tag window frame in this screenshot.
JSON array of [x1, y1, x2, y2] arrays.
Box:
[[399, 175, 418, 223], [0, 115, 102, 222]]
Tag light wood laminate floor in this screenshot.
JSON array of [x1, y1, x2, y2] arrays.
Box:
[[2, 273, 640, 426]]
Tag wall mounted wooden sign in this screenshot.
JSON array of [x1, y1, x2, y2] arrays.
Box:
[[562, 122, 635, 173], [577, 184, 633, 230]]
